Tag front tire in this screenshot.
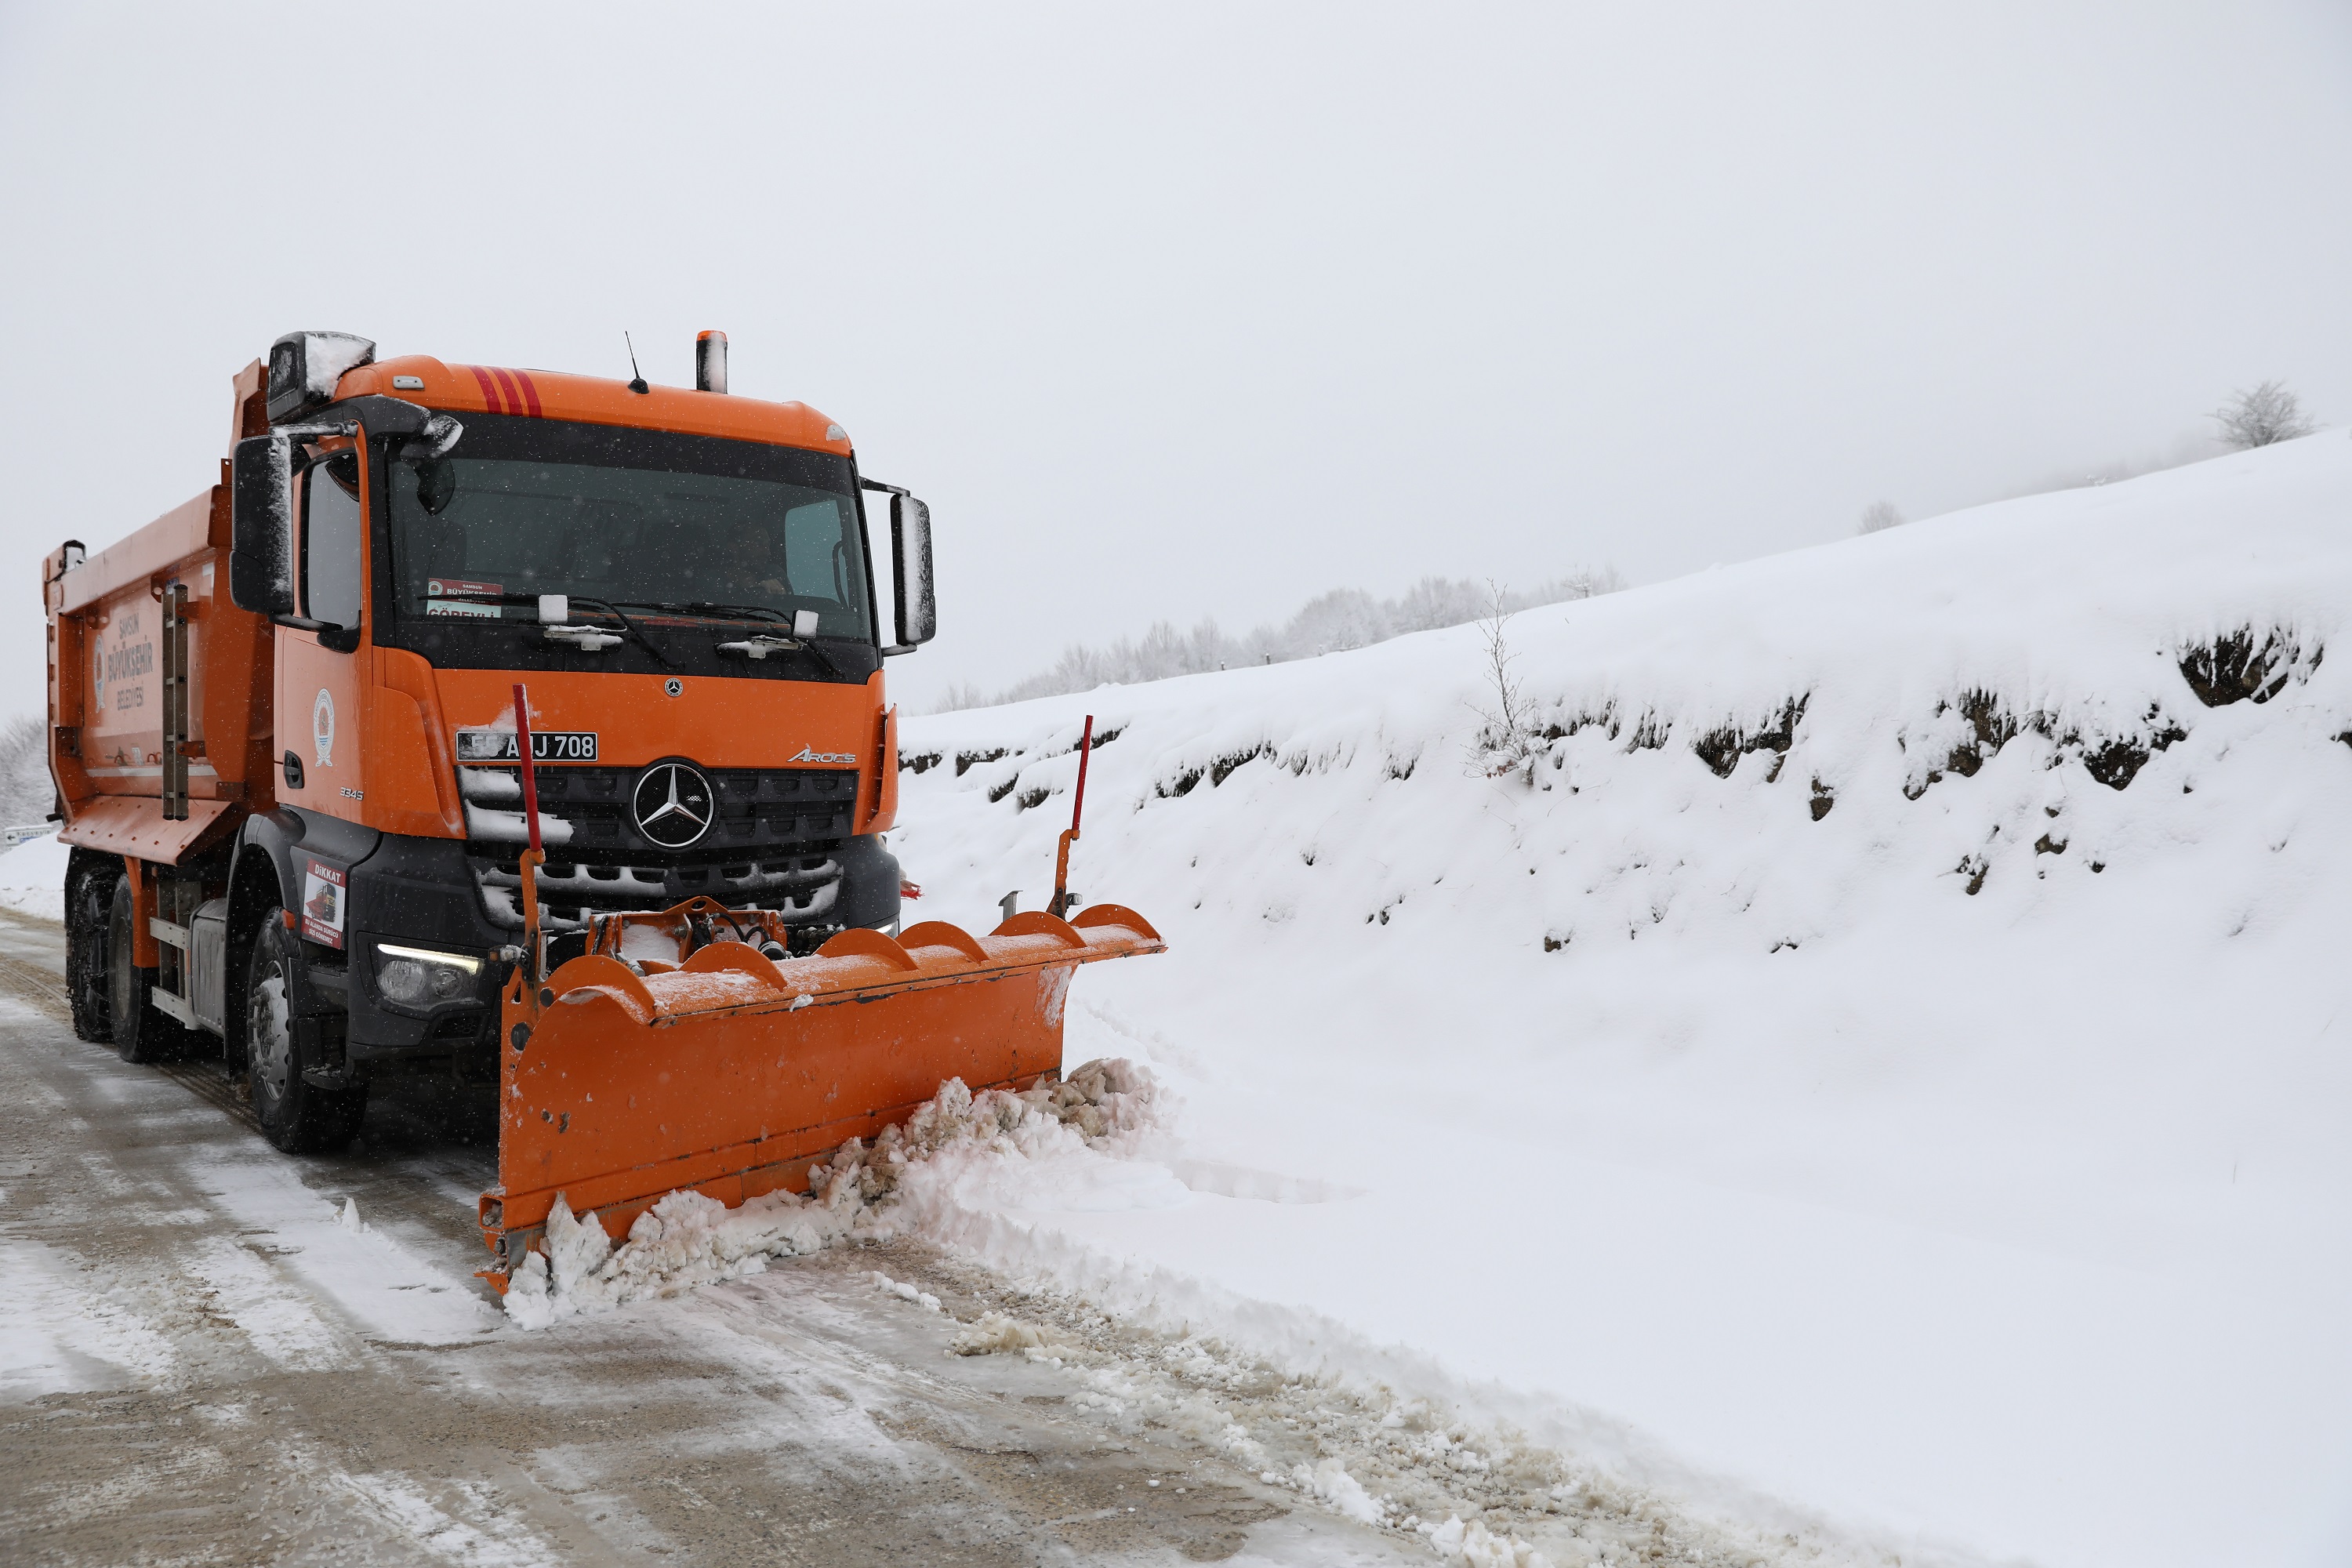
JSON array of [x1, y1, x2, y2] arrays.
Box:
[[107, 875, 190, 1063], [247, 909, 367, 1152]]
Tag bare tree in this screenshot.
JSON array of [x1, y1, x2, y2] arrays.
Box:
[[1468, 580, 1537, 778], [928, 681, 990, 714], [1857, 500, 1904, 535], [976, 568, 1622, 709], [2212, 380, 2317, 449]]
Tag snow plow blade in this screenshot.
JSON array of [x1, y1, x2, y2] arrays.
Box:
[[477, 901, 1164, 1283]]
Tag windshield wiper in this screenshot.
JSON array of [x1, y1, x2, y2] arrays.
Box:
[[429, 590, 675, 666], [611, 601, 848, 678]]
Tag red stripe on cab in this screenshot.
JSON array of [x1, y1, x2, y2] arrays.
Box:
[[466, 365, 507, 413], [514, 370, 544, 418], [490, 367, 528, 416]]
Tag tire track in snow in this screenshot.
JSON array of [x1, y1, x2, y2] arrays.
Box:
[[336, 1473, 565, 1568], [183, 1236, 350, 1371]]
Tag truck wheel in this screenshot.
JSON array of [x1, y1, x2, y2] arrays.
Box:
[[66, 863, 113, 1044], [246, 910, 367, 1153], [107, 875, 190, 1064]]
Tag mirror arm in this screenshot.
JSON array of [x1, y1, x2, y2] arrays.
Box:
[[310, 394, 463, 461], [858, 477, 911, 496], [274, 419, 358, 441]]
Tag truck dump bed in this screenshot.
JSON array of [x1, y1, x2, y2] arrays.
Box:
[[45, 365, 274, 877]]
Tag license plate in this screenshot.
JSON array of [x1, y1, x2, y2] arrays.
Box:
[[456, 729, 597, 763]]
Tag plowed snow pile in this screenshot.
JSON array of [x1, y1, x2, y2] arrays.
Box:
[[503, 1060, 1161, 1330], [887, 434, 2352, 1568]]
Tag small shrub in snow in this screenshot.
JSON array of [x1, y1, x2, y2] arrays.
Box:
[[1690, 696, 1807, 779], [2178, 627, 2319, 707], [1856, 500, 1904, 535], [1468, 583, 1539, 779], [2212, 379, 2317, 449]]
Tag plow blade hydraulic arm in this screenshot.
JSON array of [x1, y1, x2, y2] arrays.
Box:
[[480, 902, 1164, 1280]]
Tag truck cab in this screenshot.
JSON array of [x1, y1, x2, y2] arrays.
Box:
[[47, 331, 937, 1151]]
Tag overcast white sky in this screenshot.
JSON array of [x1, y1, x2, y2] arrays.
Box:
[[2, 2, 2347, 713]]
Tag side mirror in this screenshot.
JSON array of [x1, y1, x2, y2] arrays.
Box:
[[229, 434, 296, 617], [890, 493, 936, 650], [228, 397, 457, 624]]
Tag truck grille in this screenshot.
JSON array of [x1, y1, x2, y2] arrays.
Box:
[[457, 764, 859, 932]]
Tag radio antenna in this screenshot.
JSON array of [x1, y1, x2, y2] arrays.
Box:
[[624, 332, 649, 395]]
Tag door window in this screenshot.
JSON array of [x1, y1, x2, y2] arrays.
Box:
[[303, 452, 364, 630]]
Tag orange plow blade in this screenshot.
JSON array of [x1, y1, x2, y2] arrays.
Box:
[[477, 902, 1165, 1283]]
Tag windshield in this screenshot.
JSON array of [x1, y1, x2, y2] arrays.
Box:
[[385, 414, 871, 639]]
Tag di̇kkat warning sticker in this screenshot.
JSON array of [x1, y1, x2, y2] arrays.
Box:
[[301, 857, 347, 949], [426, 578, 504, 617]]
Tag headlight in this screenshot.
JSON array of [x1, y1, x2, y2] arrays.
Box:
[[376, 942, 483, 1006]]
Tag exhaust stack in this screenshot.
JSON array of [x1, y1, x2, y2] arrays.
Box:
[[695, 330, 728, 394]]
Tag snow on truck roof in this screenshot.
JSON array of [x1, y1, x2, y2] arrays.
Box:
[[336, 355, 855, 459]]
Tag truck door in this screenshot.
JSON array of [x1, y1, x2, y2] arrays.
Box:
[[273, 450, 366, 822]]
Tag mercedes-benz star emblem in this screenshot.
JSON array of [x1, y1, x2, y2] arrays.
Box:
[[632, 760, 713, 848]]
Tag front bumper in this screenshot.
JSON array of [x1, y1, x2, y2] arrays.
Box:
[[339, 830, 901, 1060]]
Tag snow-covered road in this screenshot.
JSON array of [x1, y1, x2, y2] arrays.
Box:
[[0, 908, 1419, 1567]]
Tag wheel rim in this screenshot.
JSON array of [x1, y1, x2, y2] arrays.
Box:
[[250, 953, 294, 1102], [107, 892, 136, 1025]]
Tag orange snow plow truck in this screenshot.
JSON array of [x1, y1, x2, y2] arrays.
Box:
[[42, 331, 1162, 1285]]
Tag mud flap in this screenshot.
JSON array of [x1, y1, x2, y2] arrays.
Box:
[[478, 903, 1163, 1283]]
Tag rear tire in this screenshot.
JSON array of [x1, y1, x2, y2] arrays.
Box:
[[65, 860, 113, 1044], [247, 909, 367, 1152], [107, 875, 190, 1063]]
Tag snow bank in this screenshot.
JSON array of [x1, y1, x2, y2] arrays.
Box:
[[891, 434, 2352, 1568], [0, 831, 69, 921]]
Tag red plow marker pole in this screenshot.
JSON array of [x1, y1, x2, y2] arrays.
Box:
[[1050, 714, 1093, 919]]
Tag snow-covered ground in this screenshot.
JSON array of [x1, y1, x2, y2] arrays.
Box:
[[888, 433, 2352, 1568], [9, 437, 2347, 1564], [0, 831, 67, 921]]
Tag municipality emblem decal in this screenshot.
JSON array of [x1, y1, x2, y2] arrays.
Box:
[[313, 688, 336, 768]]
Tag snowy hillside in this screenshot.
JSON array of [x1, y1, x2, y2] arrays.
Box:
[[891, 434, 2352, 1568]]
